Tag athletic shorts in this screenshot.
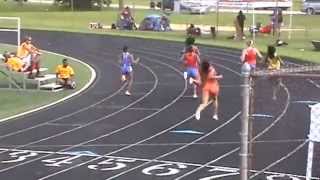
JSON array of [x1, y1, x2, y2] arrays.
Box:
[[249, 64, 256, 70], [186, 67, 198, 79], [121, 65, 133, 75]]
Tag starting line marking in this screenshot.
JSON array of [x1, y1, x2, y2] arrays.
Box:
[[0, 147, 318, 179]]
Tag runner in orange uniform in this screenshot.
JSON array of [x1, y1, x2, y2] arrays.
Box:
[[195, 61, 223, 120]]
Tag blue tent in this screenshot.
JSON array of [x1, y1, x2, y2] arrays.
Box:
[[139, 14, 171, 31]]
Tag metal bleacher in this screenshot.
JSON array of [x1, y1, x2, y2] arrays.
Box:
[[0, 58, 63, 91]]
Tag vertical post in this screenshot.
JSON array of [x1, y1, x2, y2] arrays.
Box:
[[119, 0, 124, 11], [17, 17, 20, 47], [307, 103, 320, 180], [71, 0, 74, 11], [288, 5, 293, 40], [248, 78, 255, 177], [240, 63, 251, 180], [252, 4, 255, 42], [306, 140, 314, 180], [215, 0, 219, 34]]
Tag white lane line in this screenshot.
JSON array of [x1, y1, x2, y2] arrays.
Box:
[[0, 146, 318, 180], [0, 61, 125, 139], [1, 53, 186, 176], [175, 83, 291, 179], [37, 52, 188, 180], [0, 48, 97, 123], [97, 105, 161, 111], [0, 61, 159, 173], [143, 47, 298, 180], [250, 140, 308, 179], [46, 123, 83, 127], [135, 82, 181, 86], [106, 112, 241, 180], [175, 148, 239, 180], [0, 138, 306, 148]]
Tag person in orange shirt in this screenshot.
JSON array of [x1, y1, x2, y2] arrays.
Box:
[[17, 36, 40, 73], [55, 58, 76, 89], [195, 60, 223, 121], [181, 46, 200, 98]]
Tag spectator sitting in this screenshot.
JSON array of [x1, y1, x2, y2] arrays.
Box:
[[17, 36, 42, 78], [55, 58, 76, 89], [121, 6, 132, 20], [160, 15, 171, 31], [187, 24, 201, 36], [3, 52, 24, 72]]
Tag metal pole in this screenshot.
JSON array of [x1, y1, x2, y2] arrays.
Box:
[[252, 4, 255, 42], [216, 0, 219, 33], [17, 17, 20, 46], [240, 63, 251, 180], [288, 4, 293, 40], [71, 0, 74, 11], [248, 78, 255, 177], [306, 140, 314, 180]]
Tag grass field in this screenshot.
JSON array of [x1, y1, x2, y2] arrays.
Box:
[[0, 44, 92, 120], [0, 1, 318, 120], [0, 8, 318, 62]]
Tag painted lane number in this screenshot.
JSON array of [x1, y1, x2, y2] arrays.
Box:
[[2, 150, 38, 163], [88, 158, 136, 171], [142, 163, 187, 176], [42, 155, 83, 167]]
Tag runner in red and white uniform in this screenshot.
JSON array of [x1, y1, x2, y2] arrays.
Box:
[[240, 40, 262, 70]]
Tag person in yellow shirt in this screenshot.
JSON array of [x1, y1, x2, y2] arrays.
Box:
[[265, 45, 284, 100], [2, 52, 23, 72], [55, 58, 76, 89]]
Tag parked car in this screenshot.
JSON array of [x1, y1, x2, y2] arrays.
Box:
[[187, 4, 212, 14], [150, 0, 174, 10], [302, 0, 320, 15]]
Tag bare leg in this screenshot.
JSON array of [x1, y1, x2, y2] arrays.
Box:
[[125, 71, 133, 95], [195, 90, 209, 120], [193, 84, 197, 98], [212, 96, 219, 120], [272, 78, 281, 100]]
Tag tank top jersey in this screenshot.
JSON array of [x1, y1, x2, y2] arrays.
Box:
[[203, 67, 220, 95], [121, 52, 132, 67], [245, 48, 257, 65], [184, 52, 198, 68]]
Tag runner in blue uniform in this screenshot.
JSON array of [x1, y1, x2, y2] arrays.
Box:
[[119, 45, 139, 96]]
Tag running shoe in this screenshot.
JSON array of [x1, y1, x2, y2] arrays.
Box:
[[193, 94, 198, 98], [212, 114, 219, 120], [183, 72, 188, 80], [125, 90, 131, 96], [121, 75, 126, 82], [189, 78, 194, 85], [195, 110, 201, 120]]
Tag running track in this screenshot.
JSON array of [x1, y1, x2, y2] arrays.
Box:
[[0, 30, 319, 180]]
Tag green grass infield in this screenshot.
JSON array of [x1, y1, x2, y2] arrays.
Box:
[[0, 44, 93, 120]]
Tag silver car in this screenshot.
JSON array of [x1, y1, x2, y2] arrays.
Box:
[[302, 0, 320, 15]]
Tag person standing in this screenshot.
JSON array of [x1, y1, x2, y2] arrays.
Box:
[[265, 45, 284, 100], [195, 60, 223, 121], [271, 8, 283, 38], [236, 10, 246, 40], [240, 40, 263, 70], [119, 45, 139, 96]]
